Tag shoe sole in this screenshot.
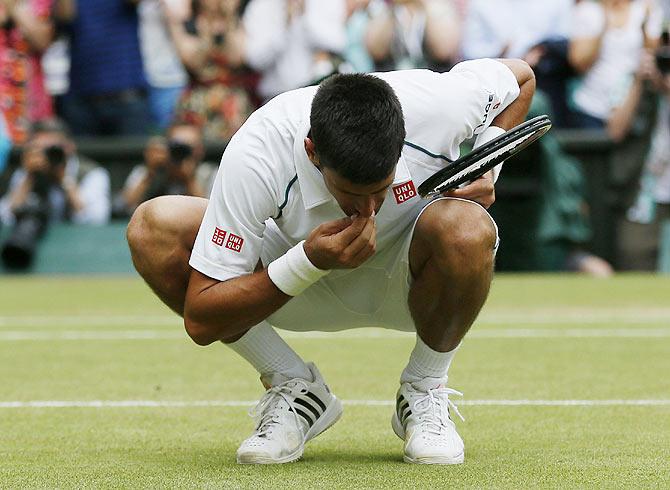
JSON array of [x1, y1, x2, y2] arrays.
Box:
[[237, 396, 344, 465], [403, 454, 464, 465], [391, 412, 464, 465]]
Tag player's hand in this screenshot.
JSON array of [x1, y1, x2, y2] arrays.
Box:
[[442, 170, 495, 209], [304, 215, 377, 270]]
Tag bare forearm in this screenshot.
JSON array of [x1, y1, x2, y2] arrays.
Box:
[[183, 269, 291, 345], [492, 59, 536, 129], [123, 175, 153, 209], [12, 5, 54, 52], [607, 78, 644, 143], [423, 2, 460, 63], [185, 179, 206, 198], [53, 0, 75, 21], [223, 25, 246, 68], [569, 37, 602, 74], [63, 181, 84, 213], [168, 20, 208, 74], [365, 11, 394, 62]]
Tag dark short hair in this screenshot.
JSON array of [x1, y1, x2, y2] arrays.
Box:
[[310, 73, 405, 185]]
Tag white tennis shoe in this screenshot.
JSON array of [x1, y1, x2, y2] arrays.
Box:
[[236, 362, 343, 464], [392, 379, 465, 464]]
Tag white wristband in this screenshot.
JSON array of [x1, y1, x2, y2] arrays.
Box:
[[267, 241, 331, 296], [474, 126, 506, 183]]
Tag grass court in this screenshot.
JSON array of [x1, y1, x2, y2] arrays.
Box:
[[1, 275, 669, 488]]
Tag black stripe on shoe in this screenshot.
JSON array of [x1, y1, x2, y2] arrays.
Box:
[[304, 391, 327, 412], [401, 408, 412, 425], [294, 397, 322, 420], [396, 395, 406, 414], [290, 406, 316, 427], [398, 401, 409, 419]]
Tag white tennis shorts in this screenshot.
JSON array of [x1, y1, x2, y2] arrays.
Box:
[[262, 197, 499, 332]]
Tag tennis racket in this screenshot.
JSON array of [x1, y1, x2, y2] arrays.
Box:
[[417, 115, 552, 198]]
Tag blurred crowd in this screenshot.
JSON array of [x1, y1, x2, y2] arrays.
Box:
[[1, 0, 670, 273]]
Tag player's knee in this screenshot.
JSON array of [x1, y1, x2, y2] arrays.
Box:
[[183, 318, 215, 346], [127, 199, 168, 270], [126, 201, 150, 264], [418, 200, 496, 265], [183, 313, 221, 346], [127, 197, 183, 264]]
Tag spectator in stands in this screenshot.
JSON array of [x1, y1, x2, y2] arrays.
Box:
[[243, 0, 348, 101], [55, 0, 151, 136], [621, 32, 670, 270], [118, 121, 216, 215], [41, 35, 69, 117], [462, 0, 574, 126], [0, 0, 55, 144], [0, 118, 110, 268], [343, 0, 375, 73], [366, 0, 461, 72], [0, 118, 111, 225], [568, 0, 663, 141], [139, 0, 188, 130], [167, 0, 257, 140]]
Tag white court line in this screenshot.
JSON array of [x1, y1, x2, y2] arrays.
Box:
[[1, 328, 670, 341], [1, 399, 670, 409], [2, 308, 670, 327]]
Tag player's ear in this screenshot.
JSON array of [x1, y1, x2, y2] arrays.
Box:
[[304, 137, 320, 168]]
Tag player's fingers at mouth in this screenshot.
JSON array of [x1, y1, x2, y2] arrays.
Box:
[[343, 221, 376, 261], [349, 235, 377, 266], [336, 215, 369, 244]]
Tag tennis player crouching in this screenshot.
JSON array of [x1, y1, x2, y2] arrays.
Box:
[[127, 58, 535, 465]]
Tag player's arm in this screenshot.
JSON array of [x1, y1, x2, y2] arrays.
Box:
[[488, 59, 536, 131], [184, 268, 293, 345], [445, 59, 535, 207], [183, 215, 375, 345]]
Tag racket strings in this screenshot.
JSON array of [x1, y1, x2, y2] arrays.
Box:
[[418, 116, 552, 198], [435, 130, 540, 193]]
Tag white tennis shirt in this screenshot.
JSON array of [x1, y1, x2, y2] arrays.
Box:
[[189, 59, 520, 282]]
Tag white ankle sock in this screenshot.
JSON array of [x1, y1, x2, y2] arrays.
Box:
[[227, 321, 312, 381], [400, 335, 460, 384]]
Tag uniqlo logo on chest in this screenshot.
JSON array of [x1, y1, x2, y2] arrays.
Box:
[[212, 227, 227, 246], [225, 233, 244, 253], [392, 181, 417, 204]]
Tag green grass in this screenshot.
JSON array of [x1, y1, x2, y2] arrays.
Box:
[[1, 275, 669, 488]]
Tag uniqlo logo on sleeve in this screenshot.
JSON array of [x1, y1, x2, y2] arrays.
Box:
[[212, 227, 227, 246], [225, 233, 244, 253], [392, 181, 417, 204]]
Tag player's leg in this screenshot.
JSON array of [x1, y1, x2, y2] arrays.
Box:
[[127, 196, 313, 381], [234, 222, 342, 464], [407, 198, 496, 352], [393, 197, 497, 465], [127, 196, 341, 464], [126, 195, 207, 316]]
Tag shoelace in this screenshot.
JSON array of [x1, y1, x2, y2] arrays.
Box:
[[248, 380, 308, 438], [413, 387, 465, 436]]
